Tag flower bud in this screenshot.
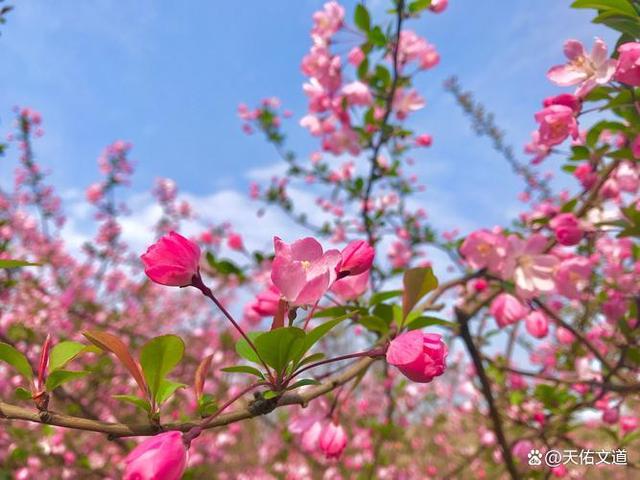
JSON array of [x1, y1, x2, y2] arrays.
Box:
[[339, 240, 374, 276], [141, 231, 201, 287], [319, 422, 348, 459], [386, 330, 447, 383], [123, 431, 188, 480]]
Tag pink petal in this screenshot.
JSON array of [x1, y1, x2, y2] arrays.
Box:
[[271, 256, 306, 302], [564, 39, 586, 61], [386, 330, 423, 366], [290, 237, 324, 261], [590, 37, 608, 65], [547, 65, 587, 86]]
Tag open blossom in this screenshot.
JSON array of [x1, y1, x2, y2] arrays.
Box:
[[549, 213, 583, 246], [555, 257, 591, 299], [386, 330, 447, 383], [388, 240, 411, 269], [123, 432, 188, 480], [547, 37, 616, 96], [141, 231, 201, 287], [331, 270, 369, 301], [460, 229, 508, 273], [311, 1, 344, 42], [502, 234, 558, 298], [341, 81, 373, 106], [490, 293, 528, 328], [397, 30, 439, 70], [271, 237, 341, 306], [319, 422, 348, 459], [525, 310, 549, 338], [85, 183, 103, 204], [339, 240, 374, 276], [534, 105, 579, 147], [393, 89, 425, 119], [524, 131, 551, 164], [615, 42, 640, 86]]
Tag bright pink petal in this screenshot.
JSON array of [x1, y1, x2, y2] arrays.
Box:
[[386, 330, 423, 366]]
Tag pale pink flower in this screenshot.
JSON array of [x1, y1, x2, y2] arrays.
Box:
[[388, 240, 411, 269], [311, 1, 344, 42], [502, 234, 558, 298], [271, 237, 341, 306], [331, 270, 369, 301], [341, 81, 373, 106], [85, 183, 103, 204], [393, 89, 425, 119], [547, 38, 616, 96], [549, 213, 583, 246], [555, 257, 591, 300], [347, 46, 365, 66], [460, 229, 508, 273]]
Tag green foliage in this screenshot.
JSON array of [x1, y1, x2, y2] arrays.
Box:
[[402, 267, 438, 318], [354, 4, 371, 31], [140, 335, 185, 405], [45, 370, 89, 391], [0, 342, 33, 380], [48, 341, 89, 372], [0, 259, 40, 268]]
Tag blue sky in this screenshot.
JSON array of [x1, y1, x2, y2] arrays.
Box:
[[0, 1, 619, 253]]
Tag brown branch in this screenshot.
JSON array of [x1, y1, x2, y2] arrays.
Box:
[[0, 356, 379, 438]]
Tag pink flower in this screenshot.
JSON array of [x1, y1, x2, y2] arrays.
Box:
[[547, 38, 616, 96], [549, 213, 583, 246], [85, 183, 103, 204], [534, 105, 579, 147], [543, 93, 581, 115], [393, 89, 425, 119], [556, 327, 575, 345], [347, 46, 365, 66], [141, 231, 201, 287], [331, 270, 369, 301], [502, 234, 558, 298], [621, 415, 639, 433], [415, 133, 433, 147], [341, 81, 373, 106], [247, 285, 281, 317], [386, 330, 448, 383], [311, 1, 344, 41], [555, 257, 591, 300], [525, 310, 549, 338], [615, 42, 640, 86], [271, 237, 341, 306], [512, 440, 533, 463], [123, 432, 188, 480], [602, 407, 619, 424], [460, 229, 508, 273], [339, 240, 374, 276], [489, 293, 528, 328], [388, 240, 412, 269], [615, 161, 639, 192], [430, 0, 448, 13], [227, 232, 244, 251], [319, 422, 348, 459]]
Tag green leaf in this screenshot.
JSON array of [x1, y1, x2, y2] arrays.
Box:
[[407, 316, 456, 330], [113, 395, 152, 413], [139, 335, 185, 404], [369, 290, 402, 305], [235, 332, 262, 364], [586, 120, 627, 147], [45, 370, 89, 391], [571, 0, 637, 17], [358, 315, 390, 333], [402, 267, 438, 318], [409, 0, 432, 13], [0, 259, 41, 268], [299, 317, 346, 359], [560, 198, 578, 213], [0, 342, 33, 380], [15, 387, 32, 400], [298, 352, 325, 367], [354, 4, 371, 31], [313, 306, 347, 318], [49, 341, 87, 372], [221, 365, 265, 378], [156, 379, 186, 405], [287, 379, 321, 390], [255, 327, 306, 372], [197, 393, 218, 417]]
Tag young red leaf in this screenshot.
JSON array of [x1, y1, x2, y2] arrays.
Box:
[[194, 354, 213, 400]]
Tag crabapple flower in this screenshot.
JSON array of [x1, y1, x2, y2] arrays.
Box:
[[555, 257, 591, 300], [271, 237, 341, 306], [246, 285, 281, 318], [543, 93, 581, 114], [525, 311, 549, 339], [123, 431, 188, 480], [430, 0, 448, 13], [331, 270, 369, 301], [615, 42, 640, 86], [502, 234, 558, 297], [549, 213, 583, 246], [319, 422, 348, 459], [227, 232, 244, 251], [415, 133, 433, 147], [141, 231, 201, 287], [489, 293, 528, 328], [547, 38, 616, 96], [459, 229, 508, 273], [85, 183, 103, 204], [386, 330, 448, 383], [339, 240, 374, 276], [341, 81, 373, 106], [534, 105, 579, 147]]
